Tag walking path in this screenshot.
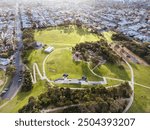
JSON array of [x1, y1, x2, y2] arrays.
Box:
[[41, 104, 80, 113], [122, 59, 134, 113], [31, 54, 52, 84], [88, 58, 134, 113]]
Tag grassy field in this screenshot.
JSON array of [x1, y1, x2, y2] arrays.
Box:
[[129, 64, 150, 112], [129, 85, 150, 112], [25, 26, 135, 87], [102, 31, 114, 43], [27, 25, 100, 72], [27, 49, 47, 72], [0, 80, 47, 113], [45, 48, 102, 81], [94, 63, 131, 81], [34, 25, 100, 47], [131, 63, 150, 87], [33, 26, 130, 83], [27, 25, 102, 81]]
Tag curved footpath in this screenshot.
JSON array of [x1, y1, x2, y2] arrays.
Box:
[[88, 59, 135, 113], [31, 52, 51, 84], [123, 59, 134, 113]]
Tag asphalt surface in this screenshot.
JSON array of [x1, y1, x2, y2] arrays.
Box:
[[2, 3, 23, 99]]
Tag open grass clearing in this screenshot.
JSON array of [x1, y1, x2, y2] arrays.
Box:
[[34, 25, 100, 47], [131, 63, 150, 87], [129, 85, 150, 112], [45, 48, 103, 81], [93, 63, 131, 81]]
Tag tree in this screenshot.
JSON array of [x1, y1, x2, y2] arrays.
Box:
[[21, 69, 33, 92], [18, 96, 38, 113], [64, 88, 71, 99], [6, 65, 16, 76]]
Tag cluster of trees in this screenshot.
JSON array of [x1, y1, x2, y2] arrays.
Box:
[[112, 33, 131, 42], [18, 82, 132, 113], [22, 29, 35, 50], [0, 48, 14, 58], [72, 41, 121, 65], [22, 29, 36, 64], [112, 33, 150, 64], [6, 65, 16, 76], [124, 42, 150, 64], [21, 69, 33, 92]]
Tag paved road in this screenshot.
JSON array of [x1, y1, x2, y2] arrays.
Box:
[[2, 3, 23, 100]]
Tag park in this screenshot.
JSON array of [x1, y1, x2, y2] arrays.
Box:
[[0, 25, 150, 112]]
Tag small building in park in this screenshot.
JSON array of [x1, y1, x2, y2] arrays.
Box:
[[44, 46, 54, 53]]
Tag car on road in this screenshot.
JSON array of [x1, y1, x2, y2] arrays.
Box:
[[0, 90, 7, 97], [18, 79, 22, 82], [4, 88, 9, 91], [1, 90, 6, 94]]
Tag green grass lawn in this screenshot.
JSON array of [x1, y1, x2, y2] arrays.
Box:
[[102, 31, 115, 43], [0, 80, 47, 113], [131, 63, 150, 87], [27, 49, 47, 73], [26, 25, 133, 88], [45, 48, 102, 81], [94, 63, 130, 81], [34, 25, 100, 47], [28, 25, 102, 81], [128, 85, 150, 112], [103, 79, 122, 87], [27, 25, 100, 72], [127, 64, 150, 112]]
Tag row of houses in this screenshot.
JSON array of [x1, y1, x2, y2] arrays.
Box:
[[0, 7, 16, 46], [0, 7, 16, 67]]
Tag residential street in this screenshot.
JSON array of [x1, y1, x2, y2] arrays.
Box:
[[2, 3, 23, 99]]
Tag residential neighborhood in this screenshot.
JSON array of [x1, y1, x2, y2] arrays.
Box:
[[0, 6, 16, 73], [18, 0, 150, 42]]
